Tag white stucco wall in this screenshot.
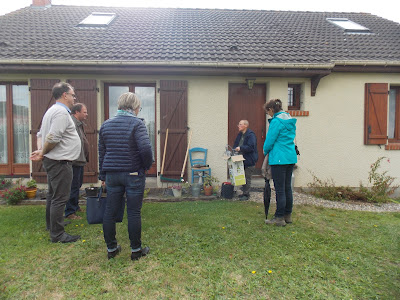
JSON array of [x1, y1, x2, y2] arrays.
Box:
[[295, 73, 400, 193], [1, 72, 399, 194], [182, 73, 400, 193]]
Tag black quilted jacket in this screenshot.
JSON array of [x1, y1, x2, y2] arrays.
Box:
[[98, 115, 153, 181]]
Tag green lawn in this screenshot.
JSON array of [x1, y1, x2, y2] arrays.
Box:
[[0, 201, 399, 299]]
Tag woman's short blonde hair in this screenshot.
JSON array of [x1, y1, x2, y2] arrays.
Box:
[[117, 92, 141, 111]]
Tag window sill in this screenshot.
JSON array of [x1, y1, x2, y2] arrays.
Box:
[[286, 110, 309, 117], [385, 143, 400, 150]]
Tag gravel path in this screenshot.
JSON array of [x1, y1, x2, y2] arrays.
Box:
[[246, 190, 400, 212]]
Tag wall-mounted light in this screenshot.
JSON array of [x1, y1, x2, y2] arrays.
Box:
[[246, 78, 256, 90]]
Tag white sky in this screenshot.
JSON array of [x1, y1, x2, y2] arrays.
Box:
[[0, 0, 399, 24]]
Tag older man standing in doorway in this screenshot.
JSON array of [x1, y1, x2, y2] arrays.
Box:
[[233, 120, 258, 200], [65, 103, 89, 220], [30, 82, 82, 243]]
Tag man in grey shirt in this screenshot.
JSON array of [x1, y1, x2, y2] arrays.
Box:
[[30, 82, 82, 243]]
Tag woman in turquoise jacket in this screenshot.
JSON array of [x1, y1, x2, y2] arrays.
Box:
[[263, 99, 297, 226]]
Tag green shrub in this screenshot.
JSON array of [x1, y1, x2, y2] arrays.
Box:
[[0, 176, 13, 190], [2, 186, 27, 205], [367, 157, 398, 200], [26, 179, 37, 189], [307, 157, 398, 203]]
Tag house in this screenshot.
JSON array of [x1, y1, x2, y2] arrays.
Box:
[[0, 0, 399, 194]]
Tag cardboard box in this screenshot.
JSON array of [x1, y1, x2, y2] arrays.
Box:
[[226, 155, 246, 186]]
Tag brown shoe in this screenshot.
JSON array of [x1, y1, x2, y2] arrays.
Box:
[[66, 214, 82, 220], [284, 214, 292, 224], [265, 217, 286, 227]]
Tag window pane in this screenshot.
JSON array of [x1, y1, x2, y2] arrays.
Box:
[[288, 87, 294, 106], [326, 18, 370, 33], [13, 85, 29, 163], [0, 85, 7, 164], [79, 13, 116, 26], [109, 86, 129, 119], [388, 89, 396, 139], [135, 86, 156, 159]]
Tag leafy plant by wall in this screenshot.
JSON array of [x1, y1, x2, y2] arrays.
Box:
[[306, 157, 399, 203]]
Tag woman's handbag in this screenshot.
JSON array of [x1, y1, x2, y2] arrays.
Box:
[[86, 187, 125, 224]]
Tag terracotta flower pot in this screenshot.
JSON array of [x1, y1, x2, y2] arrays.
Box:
[[203, 185, 213, 196], [25, 188, 37, 199]]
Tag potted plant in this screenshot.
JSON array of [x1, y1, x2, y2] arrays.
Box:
[[171, 185, 182, 197], [203, 175, 218, 196], [25, 179, 37, 199], [85, 184, 100, 197], [181, 181, 191, 195]]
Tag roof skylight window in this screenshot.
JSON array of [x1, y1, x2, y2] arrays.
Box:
[[78, 12, 116, 27], [326, 18, 371, 33]]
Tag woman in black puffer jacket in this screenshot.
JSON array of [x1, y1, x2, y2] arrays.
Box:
[[98, 92, 153, 261]]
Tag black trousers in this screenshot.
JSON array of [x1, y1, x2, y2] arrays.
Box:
[[43, 157, 73, 241]]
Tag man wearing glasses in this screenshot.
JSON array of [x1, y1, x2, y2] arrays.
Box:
[[233, 120, 258, 200], [30, 82, 82, 243]]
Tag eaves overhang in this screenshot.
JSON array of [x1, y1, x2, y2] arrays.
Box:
[[0, 59, 334, 75], [1, 59, 399, 95], [332, 60, 400, 73], [0, 60, 334, 96]]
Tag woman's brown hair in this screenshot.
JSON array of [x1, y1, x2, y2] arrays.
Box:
[[263, 99, 283, 114]]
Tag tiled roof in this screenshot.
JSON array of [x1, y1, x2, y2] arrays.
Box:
[[0, 5, 399, 64]]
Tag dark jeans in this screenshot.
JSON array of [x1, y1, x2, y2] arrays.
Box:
[[241, 165, 255, 196], [65, 165, 84, 217], [271, 164, 294, 217], [103, 172, 146, 252], [43, 157, 73, 241], [263, 178, 271, 218]]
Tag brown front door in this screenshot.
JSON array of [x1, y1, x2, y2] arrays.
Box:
[[228, 83, 266, 173]]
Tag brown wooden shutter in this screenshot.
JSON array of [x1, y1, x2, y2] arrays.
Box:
[[67, 79, 98, 183], [364, 83, 388, 145], [159, 80, 188, 181], [30, 79, 60, 183]]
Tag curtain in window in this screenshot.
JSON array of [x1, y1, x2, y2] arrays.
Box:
[[0, 85, 7, 164], [109, 86, 129, 118], [12, 85, 29, 163], [135, 87, 156, 159]]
